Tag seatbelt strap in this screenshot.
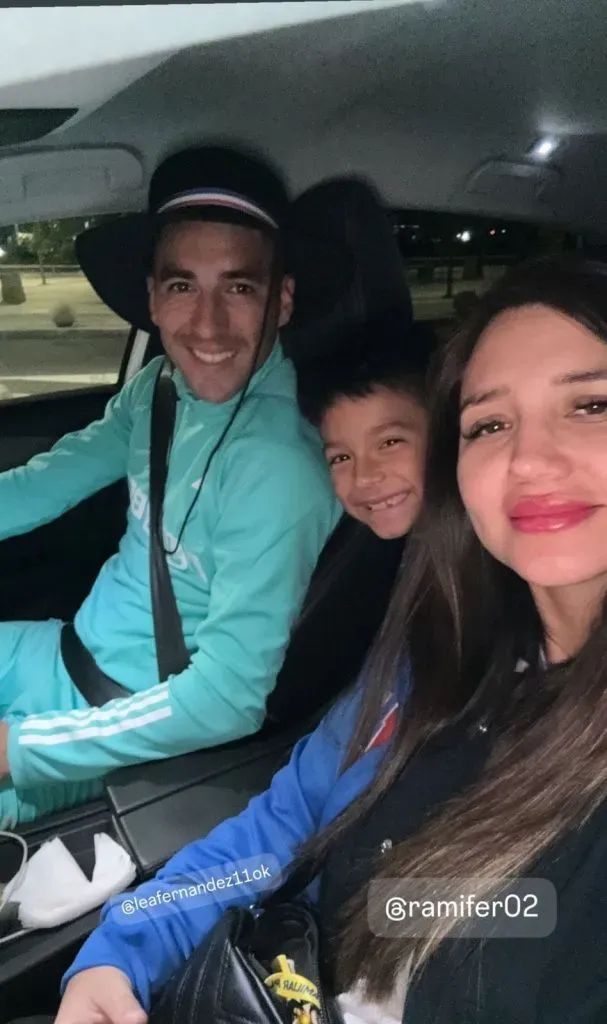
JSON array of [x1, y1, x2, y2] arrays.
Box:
[[60, 622, 129, 705], [149, 363, 191, 681], [60, 362, 190, 706]]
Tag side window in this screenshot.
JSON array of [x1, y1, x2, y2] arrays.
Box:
[[0, 217, 130, 402]]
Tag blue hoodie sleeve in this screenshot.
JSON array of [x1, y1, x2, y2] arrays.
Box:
[[60, 693, 358, 1010]]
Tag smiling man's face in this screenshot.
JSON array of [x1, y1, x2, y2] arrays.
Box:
[[148, 220, 294, 402]]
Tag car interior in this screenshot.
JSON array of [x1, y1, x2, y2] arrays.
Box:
[[1, 0, 607, 1018]]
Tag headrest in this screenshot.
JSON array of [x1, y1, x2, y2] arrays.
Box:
[[283, 176, 413, 367]]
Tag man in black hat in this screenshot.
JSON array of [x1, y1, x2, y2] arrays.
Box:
[[0, 146, 343, 826]]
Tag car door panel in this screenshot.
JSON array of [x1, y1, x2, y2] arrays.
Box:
[[0, 387, 129, 623]]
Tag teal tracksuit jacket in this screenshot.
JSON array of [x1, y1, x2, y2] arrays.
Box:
[[0, 343, 341, 824]]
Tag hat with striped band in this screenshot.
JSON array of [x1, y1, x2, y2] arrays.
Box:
[[76, 144, 352, 332], [156, 188, 279, 229]]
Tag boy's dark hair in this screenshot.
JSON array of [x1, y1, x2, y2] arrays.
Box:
[[296, 322, 435, 428]]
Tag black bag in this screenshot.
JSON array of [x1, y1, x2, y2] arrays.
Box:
[[148, 859, 344, 1024]]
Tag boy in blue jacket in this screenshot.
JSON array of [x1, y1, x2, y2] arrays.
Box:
[[55, 339, 429, 1024], [0, 146, 346, 826]]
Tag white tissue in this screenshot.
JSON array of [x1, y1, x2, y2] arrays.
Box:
[[6, 833, 136, 929]]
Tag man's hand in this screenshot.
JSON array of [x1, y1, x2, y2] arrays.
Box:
[[0, 722, 9, 778], [56, 967, 148, 1024]]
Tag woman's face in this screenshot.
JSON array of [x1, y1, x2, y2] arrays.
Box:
[[458, 304, 607, 591]]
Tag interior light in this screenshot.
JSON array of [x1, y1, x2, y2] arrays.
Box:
[[529, 137, 559, 161], [460, 230, 472, 243]]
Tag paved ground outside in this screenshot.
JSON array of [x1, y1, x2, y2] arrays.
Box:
[[0, 271, 129, 399], [0, 265, 508, 400], [0, 271, 129, 330]]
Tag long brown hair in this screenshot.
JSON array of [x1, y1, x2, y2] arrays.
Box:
[[299, 255, 607, 1000]]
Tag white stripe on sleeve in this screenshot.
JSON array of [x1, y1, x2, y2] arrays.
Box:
[[18, 705, 173, 746]]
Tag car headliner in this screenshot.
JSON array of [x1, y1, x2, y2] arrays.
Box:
[[0, 0, 606, 232]]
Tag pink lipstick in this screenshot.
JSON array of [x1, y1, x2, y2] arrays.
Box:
[[508, 497, 598, 533]]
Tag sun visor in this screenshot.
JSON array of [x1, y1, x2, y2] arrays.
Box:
[[0, 147, 144, 223]]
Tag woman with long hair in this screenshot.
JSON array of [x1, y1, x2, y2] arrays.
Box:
[[57, 255, 607, 1024]]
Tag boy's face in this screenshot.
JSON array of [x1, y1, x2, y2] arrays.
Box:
[[321, 386, 427, 539]]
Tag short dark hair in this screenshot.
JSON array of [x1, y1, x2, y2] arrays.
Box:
[[296, 323, 435, 428]]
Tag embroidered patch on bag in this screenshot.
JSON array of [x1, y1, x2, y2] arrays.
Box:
[[364, 700, 399, 753], [264, 954, 321, 1010]]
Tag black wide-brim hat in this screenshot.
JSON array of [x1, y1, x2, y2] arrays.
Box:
[[76, 145, 353, 332]]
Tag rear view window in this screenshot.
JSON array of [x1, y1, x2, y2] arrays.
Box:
[[0, 217, 130, 402], [391, 210, 583, 342]]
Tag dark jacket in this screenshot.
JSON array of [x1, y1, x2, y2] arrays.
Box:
[[320, 713, 607, 1023]]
